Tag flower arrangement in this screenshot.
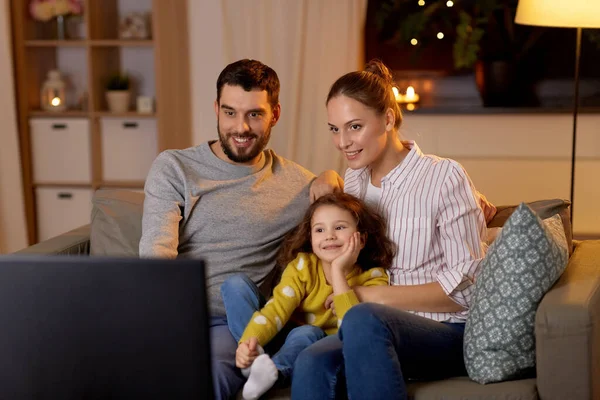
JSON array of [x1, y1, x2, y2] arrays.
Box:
[[29, 0, 83, 22]]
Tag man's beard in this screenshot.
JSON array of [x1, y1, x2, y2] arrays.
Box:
[[217, 121, 271, 163]]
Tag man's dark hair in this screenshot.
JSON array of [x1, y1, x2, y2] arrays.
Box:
[[216, 59, 280, 108]]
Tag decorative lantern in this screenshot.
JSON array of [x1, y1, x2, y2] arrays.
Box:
[[40, 70, 66, 112]]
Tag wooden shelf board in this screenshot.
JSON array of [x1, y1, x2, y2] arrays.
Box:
[[90, 40, 154, 47], [93, 111, 156, 118], [29, 110, 90, 118], [33, 182, 93, 188], [25, 40, 88, 47], [100, 181, 145, 189], [14, 0, 191, 247]]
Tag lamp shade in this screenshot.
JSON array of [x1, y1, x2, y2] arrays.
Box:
[[515, 0, 600, 28]]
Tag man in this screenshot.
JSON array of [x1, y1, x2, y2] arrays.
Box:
[[139, 59, 340, 399]]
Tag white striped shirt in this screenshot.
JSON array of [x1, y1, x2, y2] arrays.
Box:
[[345, 141, 488, 323]]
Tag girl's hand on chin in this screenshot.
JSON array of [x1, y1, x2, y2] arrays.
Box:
[[331, 232, 361, 273]]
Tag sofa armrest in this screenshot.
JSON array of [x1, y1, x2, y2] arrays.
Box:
[[12, 225, 91, 256], [535, 240, 600, 400]]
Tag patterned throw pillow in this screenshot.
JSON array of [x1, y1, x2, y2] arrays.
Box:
[[464, 204, 569, 384]]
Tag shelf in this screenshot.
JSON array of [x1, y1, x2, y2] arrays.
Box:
[[33, 182, 93, 188], [25, 40, 88, 47], [90, 40, 154, 47], [93, 111, 156, 118], [29, 110, 90, 118], [24, 40, 154, 48], [13, 0, 191, 246], [100, 181, 145, 189]]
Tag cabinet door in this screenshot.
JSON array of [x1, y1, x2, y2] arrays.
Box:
[[30, 118, 91, 183], [101, 118, 158, 182], [35, 188, 93, 242]]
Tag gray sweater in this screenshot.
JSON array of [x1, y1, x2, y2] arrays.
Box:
[[139, 142, 315, 316]]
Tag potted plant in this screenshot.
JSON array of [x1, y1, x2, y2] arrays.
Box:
[[105, 73, 131, 113]]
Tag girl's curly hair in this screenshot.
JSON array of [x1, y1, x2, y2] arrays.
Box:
[[277, 192, 396, 271]]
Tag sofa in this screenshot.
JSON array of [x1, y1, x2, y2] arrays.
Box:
[[14, 189, 600, 400]]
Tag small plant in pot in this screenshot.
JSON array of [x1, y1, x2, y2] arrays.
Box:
[[105, 73, 131, 113]]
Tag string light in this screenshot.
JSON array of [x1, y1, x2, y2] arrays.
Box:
[[437, 32, 444, 39], [411, 38, 418, 45], [418, 0, 425, 5], [446, 0, 454, 6]]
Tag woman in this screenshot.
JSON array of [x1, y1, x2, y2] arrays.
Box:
[[291, 60, 495, 400]]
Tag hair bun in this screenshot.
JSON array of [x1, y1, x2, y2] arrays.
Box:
[[364, 59, 394, 86]]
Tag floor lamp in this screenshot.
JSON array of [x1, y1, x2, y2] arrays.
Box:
[[515, 0, 600, 227]]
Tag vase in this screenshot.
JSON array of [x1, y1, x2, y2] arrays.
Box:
[[56, 15, 65, 40], [106, 91, 131, 113], [66, 15, 84, 39], [475, 60, 540, 107]]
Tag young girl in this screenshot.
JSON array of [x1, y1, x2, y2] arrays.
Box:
[[220, 192, 395, 400]]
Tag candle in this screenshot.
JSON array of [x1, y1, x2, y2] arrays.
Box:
[[392, 87, 401, 102], [404, 86, 420, 103], [395, 85, 420, 104]]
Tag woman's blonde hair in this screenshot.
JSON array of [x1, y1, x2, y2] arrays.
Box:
[[326, 59, 402, 129]]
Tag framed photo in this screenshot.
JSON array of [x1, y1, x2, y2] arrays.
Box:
[[119, 12, 151, 40]]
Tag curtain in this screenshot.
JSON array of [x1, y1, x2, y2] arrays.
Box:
[[190, 0, 367, 175], [0, 0, 28, 253]]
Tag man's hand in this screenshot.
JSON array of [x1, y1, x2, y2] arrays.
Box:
[[310, 170, 344, 202], [235, 337, 260, 369]]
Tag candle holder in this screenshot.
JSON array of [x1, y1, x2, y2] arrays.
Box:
[[40, 70, 67, 112]]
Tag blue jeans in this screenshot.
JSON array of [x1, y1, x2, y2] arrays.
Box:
[[292, 303, 466, 400], [221, 274, 326, 382], [209, 316, 245, 400], [292, 334, 346, 400]]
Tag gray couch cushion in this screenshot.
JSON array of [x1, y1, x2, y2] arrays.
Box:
[[407, 377, 538, 400], [534, 240, 600, 400], [464, 204, 569, 384], [14, 225, 91, 256], [90, 190, 145, 256], [487, 199, 572, 255], [244, 377, 539, 400]]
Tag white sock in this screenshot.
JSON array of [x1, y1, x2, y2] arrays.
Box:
[[242, 354, 278, 400], [241, 345, 264, 378]]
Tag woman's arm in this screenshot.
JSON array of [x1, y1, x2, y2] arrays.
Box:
[[353, 283, 465, 313], [433, 162, 487, 309], [354, 161, 486, 314]]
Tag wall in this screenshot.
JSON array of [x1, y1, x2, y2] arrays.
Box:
[[187, 0, 225, 146], [187, 0, 366, 175], [0, 0, 28, 253], [401, 113, 600, 236]]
